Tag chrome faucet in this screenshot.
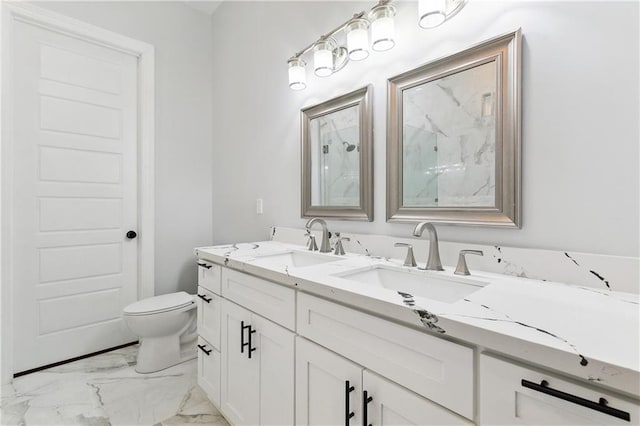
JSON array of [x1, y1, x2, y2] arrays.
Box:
[[305, 218, 331, 253], [412, 222, 444, 271]]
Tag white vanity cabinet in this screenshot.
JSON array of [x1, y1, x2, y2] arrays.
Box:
[[297, 292, 475, 420], [220, 298, 294, 426], [296, 337, 471, 426], [480, 354, 638, 425], [196, 260, 222, 407]]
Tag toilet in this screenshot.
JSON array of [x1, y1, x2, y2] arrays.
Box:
[[123, 291, 197, 373]]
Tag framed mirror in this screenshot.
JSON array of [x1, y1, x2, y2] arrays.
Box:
[[387, 30, 521, 227], [301, 85, 373, 221]]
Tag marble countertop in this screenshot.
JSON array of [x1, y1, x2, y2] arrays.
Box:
[[195, 241, 640, 398]]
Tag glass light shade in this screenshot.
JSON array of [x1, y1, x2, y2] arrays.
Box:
[[288, 58, 306, 90], [369, 4, 396, 52], [346, 19, 369, 61], [419, 0, 447, 28], [313, 39, 335, 77]]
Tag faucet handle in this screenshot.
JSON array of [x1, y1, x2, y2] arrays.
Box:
[[455, 250, 483, 276], [334, 235, 350, 256], [305, 231, 318, 251], [394, 243, 417, 267]]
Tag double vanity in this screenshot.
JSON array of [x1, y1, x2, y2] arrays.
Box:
[[193, 224, 639, 425]]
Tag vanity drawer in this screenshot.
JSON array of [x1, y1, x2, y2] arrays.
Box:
[[297, 292, 474, 419], [197, 260, 221, 294], [479, 354, 638, 425], [221, 268, 295, 330], [196, 286, 221, 350], [197, 336, 221, 408]]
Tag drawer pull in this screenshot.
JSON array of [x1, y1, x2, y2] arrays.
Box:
[[521, 379, 630, 422], [363, 390, 373, 426], [197, 294, 212, 303], [197, 262, 212, 269], [197, 344, 212, 356], [345, 380, 355, 425]]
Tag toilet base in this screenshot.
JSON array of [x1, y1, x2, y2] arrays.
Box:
[[135, 334, 197, 374]]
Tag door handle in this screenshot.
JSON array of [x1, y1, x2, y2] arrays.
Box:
[[248, 325, 257, 359], [363, 390, 373, 426], [241, 321, 251, 354], [197, 262, 212, 269], [345, 380, 355, 425], [126, 230, 137, 239]]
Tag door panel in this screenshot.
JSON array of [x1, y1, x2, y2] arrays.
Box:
[[254, 314, 294, 426], [296, 337, 362, 426], [363, 370, 472, 426], [220, 299, 259, 425], [12, 19, 138, 372]]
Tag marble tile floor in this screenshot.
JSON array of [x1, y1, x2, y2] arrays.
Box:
[[0, 345, 229, 426]]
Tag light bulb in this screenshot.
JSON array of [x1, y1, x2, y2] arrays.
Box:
[[288, 58, 306, 90], [369, 4, 396, 52], [419, 0, 447, 29], [313, 39, 335, 77], [346, 18, 370, 61]]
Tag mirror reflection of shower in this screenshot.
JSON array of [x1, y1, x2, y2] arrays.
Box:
[[315, 111, 360, 206], [343, 141, 356, 152]]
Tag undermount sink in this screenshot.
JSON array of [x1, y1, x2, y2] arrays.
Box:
[[335, 265, 487, 303], [251, 250, 340, 268]]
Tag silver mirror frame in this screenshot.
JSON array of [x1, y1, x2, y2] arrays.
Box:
[[301, 85, 373, 221], [387, 29, 522, 227]]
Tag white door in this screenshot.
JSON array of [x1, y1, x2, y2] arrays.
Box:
[[295, 337, 363, 426], [363, 370, 472, 426], [12, 19, 139, 372], [253, 314, 294, 426], [220, 300, 259, 425]]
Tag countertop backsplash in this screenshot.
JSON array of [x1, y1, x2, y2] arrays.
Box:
[[269, 226, 639, 295]]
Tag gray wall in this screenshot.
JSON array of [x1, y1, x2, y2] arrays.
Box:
[[34, 1, 215, 295], [210, 1, 639, 257]]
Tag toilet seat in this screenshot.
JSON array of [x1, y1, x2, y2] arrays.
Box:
[[124, 291, 194, 316]]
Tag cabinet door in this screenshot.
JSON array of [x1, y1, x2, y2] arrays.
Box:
[[197, 286, 221, 349], [220, 299, 259, 425], [363, 370, 472, 426], [197, 260, 221, 294], [296, 337, 363, 426], [253, 314, 295, 426], [197, 336, 221, 407], [480, 354, 638, 425]]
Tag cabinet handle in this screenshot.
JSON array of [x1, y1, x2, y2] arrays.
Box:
[[363, 390, 373, 426], [240, 321, 251, 354], [197, 262, 212, 269], [345, 380, 355, 425], [197, 294, 212, 303], [197, 344, 212, 356], [248, 325, 257, 359], [521, 379, 630, 422]]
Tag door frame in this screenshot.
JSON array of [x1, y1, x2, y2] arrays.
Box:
[[0, 2, 155, 384]]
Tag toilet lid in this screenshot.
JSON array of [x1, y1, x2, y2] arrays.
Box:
[[124, 291, 194, 315]]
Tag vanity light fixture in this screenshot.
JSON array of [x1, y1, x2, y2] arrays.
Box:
[[369, 2, 397, 51], [288, 0, 467, 90], [345, 18, 370, 61], [288, 57, 307, 90], [418, 0, 467, 29], [287, 0, 396, 90]]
